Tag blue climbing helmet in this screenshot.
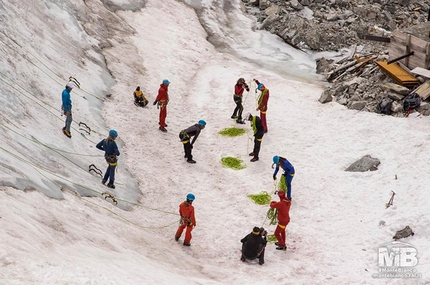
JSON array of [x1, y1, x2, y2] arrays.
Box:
[[162, 79, 170, 84], [109, 129, 118, 137], [186, 193, 195, 201], [273, 155, 280, 164], [257, 83, 264, 90], [198, 120, 206, 126]]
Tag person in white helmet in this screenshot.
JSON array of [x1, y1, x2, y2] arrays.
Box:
[[61, 82, 74, 138]]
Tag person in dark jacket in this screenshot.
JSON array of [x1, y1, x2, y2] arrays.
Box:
[[179, 120, 206, 164], [240, 227, 267, 265], [61, 82, 74, 138], [96, 130, 120, 189], [273, 155, 295, 200], [269, 190, 291, 251], [232, 78, 250, 124], [246, 113, 264, 162]]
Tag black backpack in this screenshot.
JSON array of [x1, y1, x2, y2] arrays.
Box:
[[378, 97, 393, 115], [403, 93, 421, 111]]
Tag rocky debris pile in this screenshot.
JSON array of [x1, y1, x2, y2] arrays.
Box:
[[243, 0, 428, 52], [316, 52, 430, 116], [241, 0, 430, 116]]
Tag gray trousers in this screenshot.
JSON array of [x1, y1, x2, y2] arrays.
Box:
[[64, 110, 73, 132]]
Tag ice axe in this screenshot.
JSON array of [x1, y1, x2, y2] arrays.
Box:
[[385, 191, 396, 208]]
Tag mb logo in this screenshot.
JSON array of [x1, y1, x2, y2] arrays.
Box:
[[378, 241, 418, 267]]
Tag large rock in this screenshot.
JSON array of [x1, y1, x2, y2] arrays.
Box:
[[380, 83, 411, 95], [345, 155, 380, 172], [319, 90, 333, 103]]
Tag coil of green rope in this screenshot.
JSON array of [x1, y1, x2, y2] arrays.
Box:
[[218, 127, 246, 137], [220, 156, 246, 170], [247, 191, 271, 205], [266, 208, 278, 225]]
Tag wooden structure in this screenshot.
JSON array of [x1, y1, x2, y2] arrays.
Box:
[[412, 80, 430, 101], [389, 22, 430, 70], [376, 61, 420, 87]]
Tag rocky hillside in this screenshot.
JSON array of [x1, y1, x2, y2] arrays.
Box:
[[242, 0, 430, 116]]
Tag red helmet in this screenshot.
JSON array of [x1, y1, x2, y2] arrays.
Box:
[[277, 190, 286, 198]]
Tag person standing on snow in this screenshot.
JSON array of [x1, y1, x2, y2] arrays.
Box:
[[253, 79, 269, 133], [232, 78, 250, 124], [240, 226, 267, 265], [269, 190, 291, 251], [246, 113, 264, 162], [272, 155, 295, 200], [175, 193, 196, 246], [133, 86, 148, 107], [179, 120, 206, 164], [61, 82, 74, 138], [96, 130, 120, 189], [153, 79, 170, 132]]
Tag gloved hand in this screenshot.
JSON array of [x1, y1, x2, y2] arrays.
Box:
[[153, 101, 157, 105], [190, 144, 193, 149], [244, 83, 250, 92], [273, 175, 277, 180]]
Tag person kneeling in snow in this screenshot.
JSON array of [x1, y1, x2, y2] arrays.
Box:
[[240, 227, 267, 265], [133, 86, 149, 107]]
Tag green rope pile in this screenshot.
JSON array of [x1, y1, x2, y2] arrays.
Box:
[[278, 175, 287, 191], [266, 234, 277, 243], [220, 156, 246, 170], [218, 127, 246, 137], [266, 208, 278, 225], [247, 191, 271, 205]]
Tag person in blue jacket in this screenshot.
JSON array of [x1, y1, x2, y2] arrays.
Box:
[[96, 130, 120, 189], [61, 82, 74, 138], [272, 155, 295, 200]]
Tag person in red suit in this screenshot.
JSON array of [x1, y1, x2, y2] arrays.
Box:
[[253, 79, 269, 133], [175, 193, 196, 246], [153, 79, 170, 132], [269, 190, 291, 251]]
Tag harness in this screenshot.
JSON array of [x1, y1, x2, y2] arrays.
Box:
[[180, 216, 193, 226], [180, 130, 190, 144], [105, 154, 118, 166]]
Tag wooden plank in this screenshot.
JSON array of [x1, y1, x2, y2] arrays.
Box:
[[365, 34, 391, 43], [406, 34, 411, 66], [413, 81, 430, 100], [376, 61, 420, 86], [410, 36, 429, 50], [410, 67, 430, 78], [426, 43, 430, 68]]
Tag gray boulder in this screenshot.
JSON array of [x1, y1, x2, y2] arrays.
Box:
[[345, 155, 380, 172], [393, 226, 414, 240]]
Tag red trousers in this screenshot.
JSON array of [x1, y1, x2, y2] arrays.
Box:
[[260, 111, 267, 132], [274, 223, 286, 247], [175, 224, 193, 244], [159, 105, 167, 127]]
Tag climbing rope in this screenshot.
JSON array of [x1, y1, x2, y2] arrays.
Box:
[[0, 144, 179, 228]]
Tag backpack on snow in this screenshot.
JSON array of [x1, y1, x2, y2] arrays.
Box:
[[378, 97, 393, 115], [403, 93, 421, 112]]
